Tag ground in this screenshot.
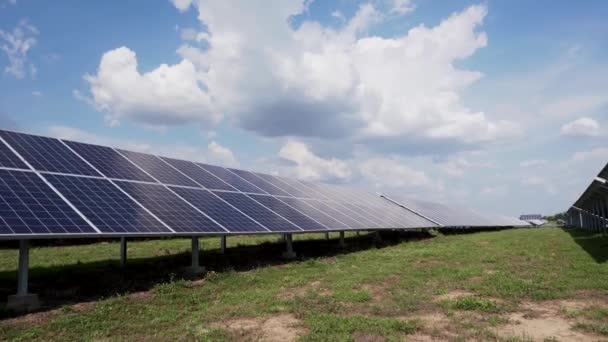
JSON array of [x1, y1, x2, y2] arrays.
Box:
[[0, 226, 606, 341]]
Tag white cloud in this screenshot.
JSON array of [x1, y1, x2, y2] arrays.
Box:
[[572, 147, 608, 162], [0, 19, 38, 79], [31, 90, 42, 97], [358, 157, 440, 191], [278, 140, 351, 181], [560, 117, 600, 137], [480, 185, 507, 197], [520, 159, 547, 168], [521, 176, 556, 194], [83, 2, 519, 148], [389, 0, 414, 15], [84, 47, 218, 127], [207, 140, 239, 167], [541, 94, 608, 118]]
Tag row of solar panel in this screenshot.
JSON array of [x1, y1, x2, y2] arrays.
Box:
[[0, 129, 438, 236], [384, 195, 530, 228]]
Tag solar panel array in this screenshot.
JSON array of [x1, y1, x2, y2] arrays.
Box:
[[0, 129, 442, 238], [381, 195, 530, 228]]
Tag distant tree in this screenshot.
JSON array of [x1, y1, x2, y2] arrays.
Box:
[[545, 212, 567, 221]]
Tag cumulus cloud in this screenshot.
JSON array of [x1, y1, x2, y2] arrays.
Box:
[[572, 147, 608, 162], [389, 0, 414, 15], [83, 1, 519, 148], [83, 47, 218, 127], [560, 117, 600, 137], [358, 157, 440, 191], [278, 140, 352, 181], [207, 140, 239, 167], [521, 176, 556, 194], [0, 19, 38, 79]]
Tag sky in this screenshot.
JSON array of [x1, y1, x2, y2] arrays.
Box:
[[0, 0, 606, 217]]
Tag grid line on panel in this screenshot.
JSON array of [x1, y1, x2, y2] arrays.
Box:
[[278, 197, 349, 229], [64, 141, 156, 182], [115, 181, 226, 233], [213, 191, 301, 232], [0, 138, 28, 170], [227, 168, 291, 197], [46, 174, 171, 234], [197, 163, 267, 194], [0, 169, 95, 235], [117, 150, 200, 187], [161, 157, 237, 191], [171, 187, 270, 233], [254, 173, 310, 198], [0, 130, 101, 176], [302, 199, 368, 229], [248, 194, 328, 231]]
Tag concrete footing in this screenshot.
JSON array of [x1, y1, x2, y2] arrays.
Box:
[[184, 237, 205, 277], [338, 231, 346, 248], [282, 233, 296, 259], [7, 293, 39, 312]]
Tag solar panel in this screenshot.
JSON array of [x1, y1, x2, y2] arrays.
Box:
[[0, 170, 94, 235], [248, 194, 327, 231], [161, 157, 236, 191], [254, 174, 311, 198], [64, 141, 156, 182], [117, 150, 199, 187], [0, 130, 101, 176], [226, 168, 291, 196], [301, 199, 368, 229], [278, 197, 349, 229], [115, 181, 226, 233], [170, 187, 269, 233], [197, 163, 266, 194], [0, 139, 28, 169], [213, 191, 301, 232], [45, 174, 171, 234]]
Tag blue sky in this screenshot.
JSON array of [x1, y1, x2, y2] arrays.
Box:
[[0, 0, 607, 217]]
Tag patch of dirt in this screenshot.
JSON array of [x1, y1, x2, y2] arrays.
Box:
[[353, 332, 386, 342], [434, 290, 476, 301], [494, 299, 607, 341], [215, 314, 306, 342], [278, 280, 332, 300], [360, 275, 400, 302], [399, 311, 457, 341], [1, 300, 97, 326], [128, 291, 153, 300]]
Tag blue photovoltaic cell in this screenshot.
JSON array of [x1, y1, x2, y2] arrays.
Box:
[[227, 169, 291, 196], [213, 191, 300, 232], [64, 141, 156, 182], [198, 163, 266, 194], [162, 157, 236, 191], [302, 199, 368, 229], [46, 174, 171, 234], [0, 170, 94, 235], [248, 194, 327, 231], [171, 187, 268, 233], [115, 181, 225, 233], [118, 150, 200, 187], [0, 130, 101, 176], [0, 140, 28, 169], [341, 202, 399, 228], [254, 174, 310, 198], [278, 197, 349, 229]]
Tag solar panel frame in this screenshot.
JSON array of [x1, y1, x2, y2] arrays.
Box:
[[0, 169, 97, 236], [114, 181, 228, 234], [0, 138, 28, 170], [197, 163, 268, 194], [0, 130, 102, 177], [161, 157, 238, 191], [226, 168, 292, 197], [45, 174, 172, 234], [213, 191, 302, 232], [277, 197, 350, 230], [63, 140, 157, 183], [170, 186, 271, 233], [117, 149, 200, 188], [254, 173, 311, 198], [247, 194, 328, 231]]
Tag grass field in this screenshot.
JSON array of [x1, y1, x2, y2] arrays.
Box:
[[0, 227, 606, 341]]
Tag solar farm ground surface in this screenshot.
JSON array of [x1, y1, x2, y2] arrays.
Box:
[[0, 226, 607, 341]]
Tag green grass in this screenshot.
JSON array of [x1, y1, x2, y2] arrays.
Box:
[[0, 227, 606, 341]]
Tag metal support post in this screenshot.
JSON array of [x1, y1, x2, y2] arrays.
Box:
[[220, 235, 227, 254], [184, 237, 205, 276], [339, 231, 345, 248], [7, 240, 39, 311], [282, 233, 296, 259], [120, 237, 127, 266]]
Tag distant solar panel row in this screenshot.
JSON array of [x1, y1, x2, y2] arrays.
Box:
[[0, 129, 439, 237]]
